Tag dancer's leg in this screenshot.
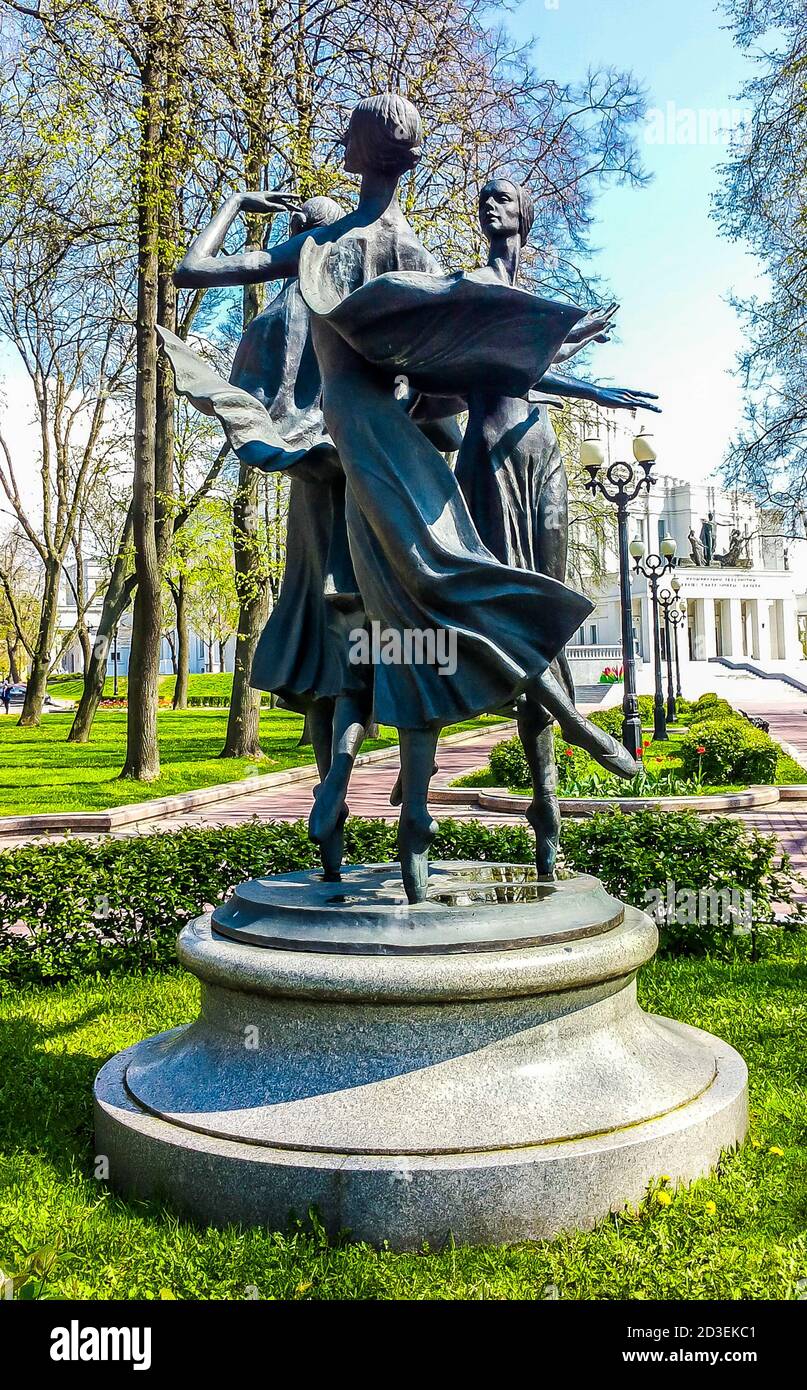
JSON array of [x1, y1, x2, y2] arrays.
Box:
[[527, 668, 638, 779], [517, 698, 561, 878], [397, 726, 441, 904], [389, 758, 438, 808], [309, 689, 373, 878]]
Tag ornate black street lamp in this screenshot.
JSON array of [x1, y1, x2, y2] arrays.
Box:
[[659, 589, 677, 722], [581, 430, 659, 761], [659, 578, 685, 718], [630, 535, 677, 741]]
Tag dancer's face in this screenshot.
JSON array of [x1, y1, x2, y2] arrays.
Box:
[[478, 180, 521, 239]]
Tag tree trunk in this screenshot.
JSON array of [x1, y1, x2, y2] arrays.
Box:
[[222, 190, 269, 761], [120, 37, 164, 781], [68, 511, 135, 742], [7, 641, 20, 684], [172, 574, 189, 708], [18, 559, 60, 726], [221, 463, 269, 757]]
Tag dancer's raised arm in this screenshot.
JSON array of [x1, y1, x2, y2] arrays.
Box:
[[539, 371, 661, 412], [174, 191, 342, 288]]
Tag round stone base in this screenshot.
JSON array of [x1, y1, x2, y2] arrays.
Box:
[[95, 1024, 746, 1248], [94, 865, 748, 1248]]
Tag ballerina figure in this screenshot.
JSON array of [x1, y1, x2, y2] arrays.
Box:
[[169, 92, 640, 902], [161, 195, 373, 878], [455, 177, 660, 877]]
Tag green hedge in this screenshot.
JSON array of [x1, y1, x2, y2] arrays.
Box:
[[679, 717, 780, 785], [0, 813, 800, 985], [489, 732, 590, 789]]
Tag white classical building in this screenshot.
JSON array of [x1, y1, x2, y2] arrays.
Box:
[[56, 560, 235, 679], [568, 421, 807, 688]]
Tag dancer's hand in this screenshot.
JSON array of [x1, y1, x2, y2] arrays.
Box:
[[240, 190, 303, 216], [565, 301, 619, 346], [594, 385, 661, 412]]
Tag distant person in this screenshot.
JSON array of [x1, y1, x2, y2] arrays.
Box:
[[1, 679, 11, 715]]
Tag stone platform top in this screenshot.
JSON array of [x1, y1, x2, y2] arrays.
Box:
[[211, 861, 624, 955]]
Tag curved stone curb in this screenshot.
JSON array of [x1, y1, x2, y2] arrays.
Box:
[[433, 783, 780, 816]]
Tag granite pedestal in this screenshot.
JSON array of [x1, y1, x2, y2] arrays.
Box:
[[94, 863, 747, 1248]]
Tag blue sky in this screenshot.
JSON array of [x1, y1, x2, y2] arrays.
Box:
[[509, 0, 763, 479]]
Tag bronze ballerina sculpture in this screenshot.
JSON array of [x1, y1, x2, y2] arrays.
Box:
[[166, 93, 644, 902]]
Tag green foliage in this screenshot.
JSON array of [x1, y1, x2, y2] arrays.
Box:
[[680, 718, 780, 785], [562, 810, 801, 956], [588, 706, 623, 737], [0, 812, 800, 985], [488, 732, 591, 790], [637, 694, 656, 726], [488, 734, 530, 787]]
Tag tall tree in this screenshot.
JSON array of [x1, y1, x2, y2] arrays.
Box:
[[716, 0, 807, 524]]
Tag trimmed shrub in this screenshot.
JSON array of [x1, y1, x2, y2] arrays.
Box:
[[488, 734, 530, 787], [0, 813, 801, 983], [589, 706, 623, 738], [488, 732, 591, 789], [679, 718, 779, 785], [562, 810, 801, 956], [637, 694, 656, 726]]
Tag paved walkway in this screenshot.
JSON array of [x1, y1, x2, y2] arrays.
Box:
[[731, 701, 807, 886], [146, 726, 522, 834]]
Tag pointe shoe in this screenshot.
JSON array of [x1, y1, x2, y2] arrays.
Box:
[[314, 801, 348, 881], [309, 777, 348, 846], [389, 762, 439, 807], [398, 808, 438, 904]]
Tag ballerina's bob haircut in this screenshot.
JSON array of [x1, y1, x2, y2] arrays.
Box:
[[343, 93, 424, 176]]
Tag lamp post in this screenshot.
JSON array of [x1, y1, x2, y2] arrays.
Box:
[[658, 589, 678, 723], [582, 430, 659, 761], [631, 535, 677, 741], [669, 594, 687, 700], [659, 578, 685, 719]]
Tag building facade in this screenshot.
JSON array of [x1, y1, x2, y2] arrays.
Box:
[[56, 561, 235, 680], [567, 422, 807, 686]]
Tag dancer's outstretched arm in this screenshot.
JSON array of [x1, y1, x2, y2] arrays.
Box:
[[174, 191, 345, 288], [538, 372, 661, 413]]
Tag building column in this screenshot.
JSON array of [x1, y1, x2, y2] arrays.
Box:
[[727, 599, 744, 659], [781, 598, 802, 664], [751, 599, 771, 665], [697, 596, 717, 660]]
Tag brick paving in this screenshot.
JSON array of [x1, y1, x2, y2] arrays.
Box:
[[146, 726, 523, 834], [730, 701, 807, 888]]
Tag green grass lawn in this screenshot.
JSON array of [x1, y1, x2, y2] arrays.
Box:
[[0, 706, 504, 817], [48, 672, 239, 703], [0, 939, 804, 1299]]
